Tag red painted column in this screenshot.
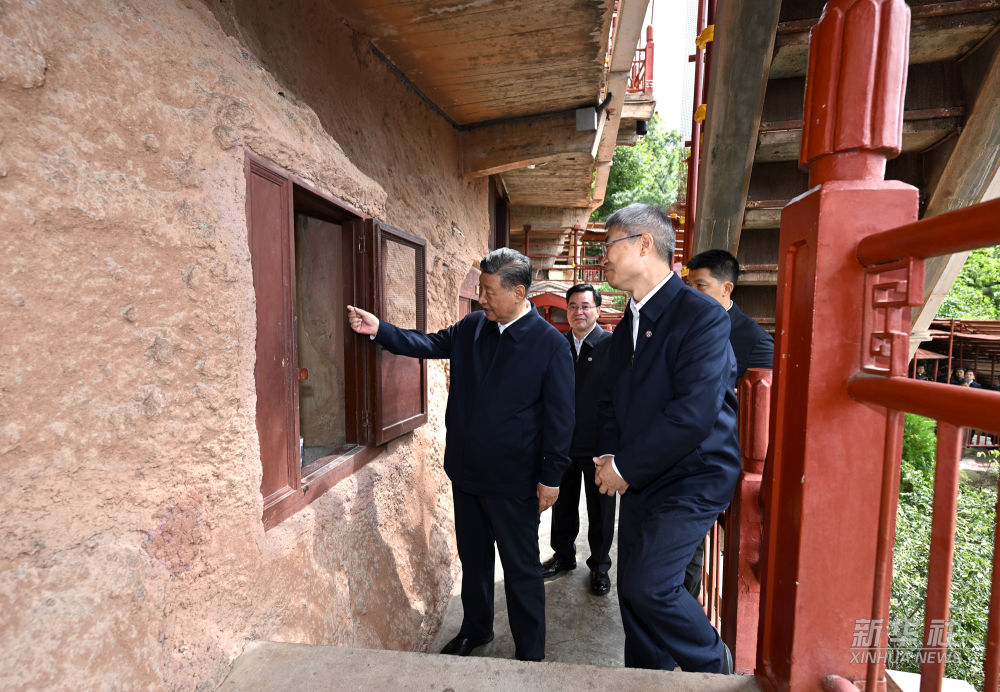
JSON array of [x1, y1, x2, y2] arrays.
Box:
[[644, 25, 654, 93], [723, 369, 772, 673], [755, 2, 915, 690]]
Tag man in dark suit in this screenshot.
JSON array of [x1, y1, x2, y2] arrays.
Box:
[[686, 249, 774, 383], [683, 249, 775, 598], [541, 283, 615, 596], [346, 248, 574, 662], [594, 204, 739, 673]]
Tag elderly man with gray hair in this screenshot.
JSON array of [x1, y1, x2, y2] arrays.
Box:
[[347, 247, 574, 662], [594, 203, 740, 673]]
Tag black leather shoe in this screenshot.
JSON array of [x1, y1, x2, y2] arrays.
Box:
[[721, 642, 734, 674], [440, 633, 494, 656], [590, 569, 611, 596], [541, 556, 576, 579]]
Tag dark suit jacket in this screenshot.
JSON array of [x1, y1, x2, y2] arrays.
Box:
[[599, 276, 740, 504], [729, 302, 774, 381], [374, 307, 574, 497], [567, 325, 612, 456]]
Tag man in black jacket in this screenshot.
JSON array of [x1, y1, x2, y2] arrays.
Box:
[[686, 249, 774, 384], [684, 249, 774, 600], [541, 283, 615, 595], [347, 248, 574, 662]]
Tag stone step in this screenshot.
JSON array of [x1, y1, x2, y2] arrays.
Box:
[[219, 642, 762, 691]]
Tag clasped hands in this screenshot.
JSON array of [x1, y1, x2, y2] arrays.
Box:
[[593, 454, 629, 496]]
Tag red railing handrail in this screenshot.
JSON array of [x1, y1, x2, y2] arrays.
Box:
[[846, 374, 1000, 432], [857, 197, 1000, 266]]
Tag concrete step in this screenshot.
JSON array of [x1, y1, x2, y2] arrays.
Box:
[[219, 641, 762, 691]]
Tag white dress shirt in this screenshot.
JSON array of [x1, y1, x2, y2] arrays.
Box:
[[572, 322, 598, 357]]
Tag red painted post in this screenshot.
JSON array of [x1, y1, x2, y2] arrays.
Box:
[[722, 369, 772, 674], [985, 474, 1000, 692], [644, 25, 654, 93], [920, 423, 962, 692], [755, 1, 915, 690], [685, 0, 706, 243]]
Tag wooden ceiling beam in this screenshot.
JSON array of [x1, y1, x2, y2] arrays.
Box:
[[755, 114, 963, 163], [910, 41, 1000, 357], [771, 8, 1000, 79], [459, 112, 598, 178], [510, 206, 591, 230], [693, 0, 783, 256]]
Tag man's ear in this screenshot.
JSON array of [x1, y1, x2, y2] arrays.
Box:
[[723, 281, 735, 298], [515, 285, 527, 301]]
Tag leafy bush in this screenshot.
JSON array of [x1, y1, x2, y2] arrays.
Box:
[[890, 414, 997, 690]]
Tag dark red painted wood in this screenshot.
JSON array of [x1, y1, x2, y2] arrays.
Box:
[[368, 220, 428, 446], [756, 2, 917, 689], [722, 369, 771, 674], [246, 156, 298, 508]]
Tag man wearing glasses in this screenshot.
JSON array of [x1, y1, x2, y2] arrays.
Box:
[[593, 204, 739, 674], [541, 283, 615, 596]]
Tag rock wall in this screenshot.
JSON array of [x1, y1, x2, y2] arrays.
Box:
[[0, 0, 487, 688]]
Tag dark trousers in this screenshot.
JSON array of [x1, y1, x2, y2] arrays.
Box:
[[550, 454, 617, 572], [453, 487, 545, 660], [684, 538, 705, 598], [617, 490, 728, 672]]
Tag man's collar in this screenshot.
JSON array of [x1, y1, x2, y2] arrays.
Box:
[[628, 272, 676, 321], [571, 322, 598, 344], [633, 272, 673, 311], [497, 302, 535, 338]]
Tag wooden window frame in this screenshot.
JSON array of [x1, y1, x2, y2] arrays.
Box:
[[245, 152, 427, 529]]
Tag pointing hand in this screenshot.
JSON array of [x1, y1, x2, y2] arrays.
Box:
[[346, 305, 379, 336]]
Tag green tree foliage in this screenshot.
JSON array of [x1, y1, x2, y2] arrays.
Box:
[[591, 114, 688, 221], [890, 414, 997, 690], [937, 246, 1000, 319]]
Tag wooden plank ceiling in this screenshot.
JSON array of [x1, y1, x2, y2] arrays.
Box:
[[694, 0, 1000, 335], [330, 0, 612, 126], [328, 0, 642, 233]]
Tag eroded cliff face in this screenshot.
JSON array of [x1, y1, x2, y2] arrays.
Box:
[[0, 0, 486, 688]]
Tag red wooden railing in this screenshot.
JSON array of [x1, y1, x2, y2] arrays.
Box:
[[847, 201, 1000, 692], [715, 369, 772, 674], [682, 0, 716, 260], [749, 1, 1000, 690], [626, 26, 655, 94]]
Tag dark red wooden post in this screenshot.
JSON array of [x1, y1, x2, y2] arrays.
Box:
[[723, 369, 772, 673], [755, 1, 915, 690], [644, 25, 654, 93]]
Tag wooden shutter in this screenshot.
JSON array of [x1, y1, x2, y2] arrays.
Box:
[[245, 156, 299, 508], [365, 219, 428, 445]]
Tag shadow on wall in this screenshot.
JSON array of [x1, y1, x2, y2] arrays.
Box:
[[258, 442, 459, 653]]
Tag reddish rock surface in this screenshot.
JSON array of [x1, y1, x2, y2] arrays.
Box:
[[0, 0, 488, 688]]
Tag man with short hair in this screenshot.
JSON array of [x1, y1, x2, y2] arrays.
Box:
[[951, 368, 967, 385], [686, 249, 774, 383], [914, 364, 929, 381], [965, 370, 982, 388], [541, 283, 615, 596], [347, 248, 574, 662], [594, 203, 739, 673], [683, 249, 775, 598]]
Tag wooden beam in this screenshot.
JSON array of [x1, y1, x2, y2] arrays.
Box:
[[755, 114, 962, 163], [910, 41, 1000, 357], [609, 0, 650, 74], [460, 112, 598, 177], [693, 0, 782, 256], [510, 206, 590, 229], [771, 8, 1000, 79], [592, 73, 629, 209]]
